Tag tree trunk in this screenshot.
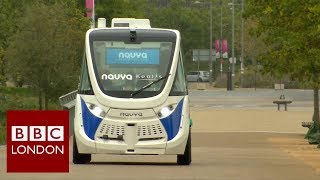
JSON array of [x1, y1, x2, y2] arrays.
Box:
[[38, 90, 42, 110], [312, 86, 320, 127], [253, 57, 256, 91], [44, 92, 48, 110]]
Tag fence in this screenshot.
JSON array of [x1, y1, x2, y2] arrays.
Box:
[[59, 90, 78, 136]]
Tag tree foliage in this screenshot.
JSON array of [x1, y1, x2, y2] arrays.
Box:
[[146, 1, 210, 71], [0, 47, 5, 86], [245, 0, 320, 82], [95, 0, 146, 22], [0, 0, 31, 86], [144, 0, 247, 78], [245, 0, 320, 125], [4, 0, 89, 109], [0, 0, 254, 108], [91, 0, 244, 75]]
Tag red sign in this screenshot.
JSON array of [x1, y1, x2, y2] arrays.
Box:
[[86, 0, 94, 19], [222, 39, 228, 58], [7, 111, 69, 172], [215, 40, 221, 58]]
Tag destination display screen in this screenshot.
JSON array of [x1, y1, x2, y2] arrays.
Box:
[[106, 48, 160, 65]]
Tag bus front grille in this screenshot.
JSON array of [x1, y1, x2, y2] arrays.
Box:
[[96, 120, 166, 141]]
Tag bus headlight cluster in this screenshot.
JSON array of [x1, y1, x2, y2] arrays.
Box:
[[157, 105, 174, 118], [88, 103, 106, 117]]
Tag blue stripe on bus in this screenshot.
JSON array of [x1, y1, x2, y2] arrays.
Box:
[[81, 98, 102, 140], [160, 98, 184, 141]]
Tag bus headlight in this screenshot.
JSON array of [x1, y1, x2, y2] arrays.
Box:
[[157, 105, 174, 118], [88, 103, 106, 118]]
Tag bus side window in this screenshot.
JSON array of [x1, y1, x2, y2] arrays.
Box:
[[79, 55, 94, 95], [170, 51, 187, 96]]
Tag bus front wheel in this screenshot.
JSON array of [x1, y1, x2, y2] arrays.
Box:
[[73, 136, 91, 164], [177, 129, 192, 165]]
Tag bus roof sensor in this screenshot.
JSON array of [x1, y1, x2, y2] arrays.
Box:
[[112, 18, 151, 28]]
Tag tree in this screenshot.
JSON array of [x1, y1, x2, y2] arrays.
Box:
[[93, 0, 146, 26], [5, 0, 89, 110], [0, 47, 5, 86], [77, 0, 246, 76], [245, 0, 320, 142], [145, 0, 212, 72], [145, 0, 246, 77], [0, 0, 31, 86], [242, 19, 269, 88]]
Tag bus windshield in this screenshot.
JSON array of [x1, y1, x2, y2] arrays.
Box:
[[89, 29, 176, 98]]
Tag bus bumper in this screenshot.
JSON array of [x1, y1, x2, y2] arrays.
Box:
[[74, 122, 189, 155]]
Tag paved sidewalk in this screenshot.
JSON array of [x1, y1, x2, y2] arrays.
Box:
[[191, 109, 310, 134]]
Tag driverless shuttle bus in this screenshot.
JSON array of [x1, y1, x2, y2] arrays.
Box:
[[74, 18, 191, 165]]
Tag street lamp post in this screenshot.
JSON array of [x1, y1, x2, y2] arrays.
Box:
[[194, 0, 213, 85], [209, 1, 213, 85], [231, 0, 235, 90], [220, 0, 223, 77], [240, 0, 245, 88], [228, 0, 243, 90]]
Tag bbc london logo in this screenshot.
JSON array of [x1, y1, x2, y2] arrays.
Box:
[[7, 111, 69, 172]]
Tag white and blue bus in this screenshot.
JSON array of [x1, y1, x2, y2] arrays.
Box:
[[73, 18, 191, 165]]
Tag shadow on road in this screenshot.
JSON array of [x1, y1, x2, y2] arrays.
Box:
[[88, 161, 178, 166]]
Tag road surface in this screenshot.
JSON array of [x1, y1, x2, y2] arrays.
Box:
[[0, 89, 319, 179]]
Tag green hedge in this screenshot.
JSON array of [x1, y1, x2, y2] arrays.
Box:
[[0, 87, 61, 145], [305, 124, 320, 145], [0, 121, 5, 145]]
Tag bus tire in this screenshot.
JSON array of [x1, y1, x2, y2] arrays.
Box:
[[73, 136, 91, 164], [177, 129, 191, 165]]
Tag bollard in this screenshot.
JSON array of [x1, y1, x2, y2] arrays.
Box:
[[227, 71, 232, 91]]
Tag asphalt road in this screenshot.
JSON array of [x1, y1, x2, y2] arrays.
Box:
[[0, 89, 319, 179], [0, 132, 319, 180]]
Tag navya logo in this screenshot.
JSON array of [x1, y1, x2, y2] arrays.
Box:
[[120, 112, 143, 117], [101, 74, 133, 80], [119, 52, 148, 59]]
